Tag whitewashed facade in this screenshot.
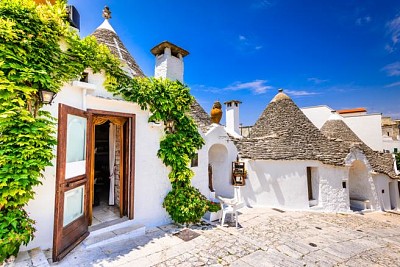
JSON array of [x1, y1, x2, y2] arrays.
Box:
[[21, 9, 399, 260]]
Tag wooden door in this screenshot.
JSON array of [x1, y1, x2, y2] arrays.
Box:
[[53, 104, 90, 262]]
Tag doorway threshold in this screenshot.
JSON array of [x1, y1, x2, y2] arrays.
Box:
[[85, 218, 145, 249], [89, 217, 128, 232]]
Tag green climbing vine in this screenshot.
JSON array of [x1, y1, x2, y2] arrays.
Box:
[[0, 0, 125, 261], [106, 77, 216, 225]]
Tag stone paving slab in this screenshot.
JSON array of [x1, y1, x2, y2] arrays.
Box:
[[12, 207, 400, 267]]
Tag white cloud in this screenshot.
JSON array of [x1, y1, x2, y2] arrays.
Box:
[[356, 16, 371, 26], [382, 62, 400, 76], [236, 35, 263, 52], [191, 80, 273, 95], [190, 84, 221, 94], [386, 15, 400, 52], [385, 81, 400, 88], [307, 77, 328, 84], [225, 80, 273, 94], [284, 90, 319, 96]]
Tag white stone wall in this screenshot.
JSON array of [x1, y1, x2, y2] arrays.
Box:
[[209, 144, 230, 196], [154, 48, 184, 83], [200, 125, 239, 199], [225, 103, 240, 136], [191, 131, 211, 198], [345, 148, 380, 210], [310, 167, 320, 202], [382, 136, 400, 153], [301, 105, 333, 129], [344, 114, 383, 151], [154, 55, 168, 80], [241, 160, 311, 210], [348, 160, 374, 204], [373, 174, 399, 210], [317, 165, 350, 212], [241, 160, 350, 212]]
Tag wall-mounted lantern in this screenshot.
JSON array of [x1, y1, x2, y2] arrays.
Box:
[[39, 89, 56, 105], [165, 120, 175, 133]]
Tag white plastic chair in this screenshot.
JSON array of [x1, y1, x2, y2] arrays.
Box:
[[217, 186, 242, 228]]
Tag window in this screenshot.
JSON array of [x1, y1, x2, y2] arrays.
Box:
[[191, 153, 199, 167], [227, 103, 232, 107], [394, 148, 398, 153], [342, 181, 347, 189]]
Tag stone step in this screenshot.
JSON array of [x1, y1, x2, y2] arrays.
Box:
[[309, 205, 324, 211], [83, 222, 145, 249], [89, 217, 129, 236], [11, 247, 49, 267]]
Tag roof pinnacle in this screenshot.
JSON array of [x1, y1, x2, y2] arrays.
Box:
[[102, 6, 111, 20]]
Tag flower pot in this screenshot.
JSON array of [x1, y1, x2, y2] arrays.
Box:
[[203, 210, 221, 222]]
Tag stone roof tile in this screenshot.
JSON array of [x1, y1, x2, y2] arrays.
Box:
[[321, 119, 398, 179], [189, 100, 211, 131], [91, 26, 144, 77], [235, 91, 349, 165]]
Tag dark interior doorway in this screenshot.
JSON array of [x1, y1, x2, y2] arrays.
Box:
[[94, 122, 110, 207]]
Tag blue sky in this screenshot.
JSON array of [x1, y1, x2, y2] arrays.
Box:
[[69, 0, 400, 125]]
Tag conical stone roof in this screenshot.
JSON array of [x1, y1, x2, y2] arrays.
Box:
[[235, 90, 349, 165], [91, 8, 210, 130], [190, 100, 211, 130], [321, 116, 398, 178], [91, 19, 144, 77]]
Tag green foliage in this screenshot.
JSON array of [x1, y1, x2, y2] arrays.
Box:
[[106, 77, 207, 223], [0, 0, 123, 261], [207, 201, 221, 213], [163, 185, 209, 224], [0, 209, 35, 261], [395, 152, 400, 171]]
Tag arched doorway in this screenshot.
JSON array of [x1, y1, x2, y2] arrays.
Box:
[[348, 160, 371, 211], [208, 144, 231, 197]]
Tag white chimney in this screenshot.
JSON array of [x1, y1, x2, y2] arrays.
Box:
[[224, 100, 242, 136], [150, 41, 189, 83]]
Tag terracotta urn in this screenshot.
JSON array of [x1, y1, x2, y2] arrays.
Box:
[[210, 101, 223, 124]]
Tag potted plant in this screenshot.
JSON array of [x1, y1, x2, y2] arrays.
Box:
[[203, 201, 221, 222]]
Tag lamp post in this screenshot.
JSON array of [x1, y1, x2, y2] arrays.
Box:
[[38, 89, 56, 105]]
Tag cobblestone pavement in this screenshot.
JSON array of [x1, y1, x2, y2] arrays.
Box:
[[46, 208, 400, 266]]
